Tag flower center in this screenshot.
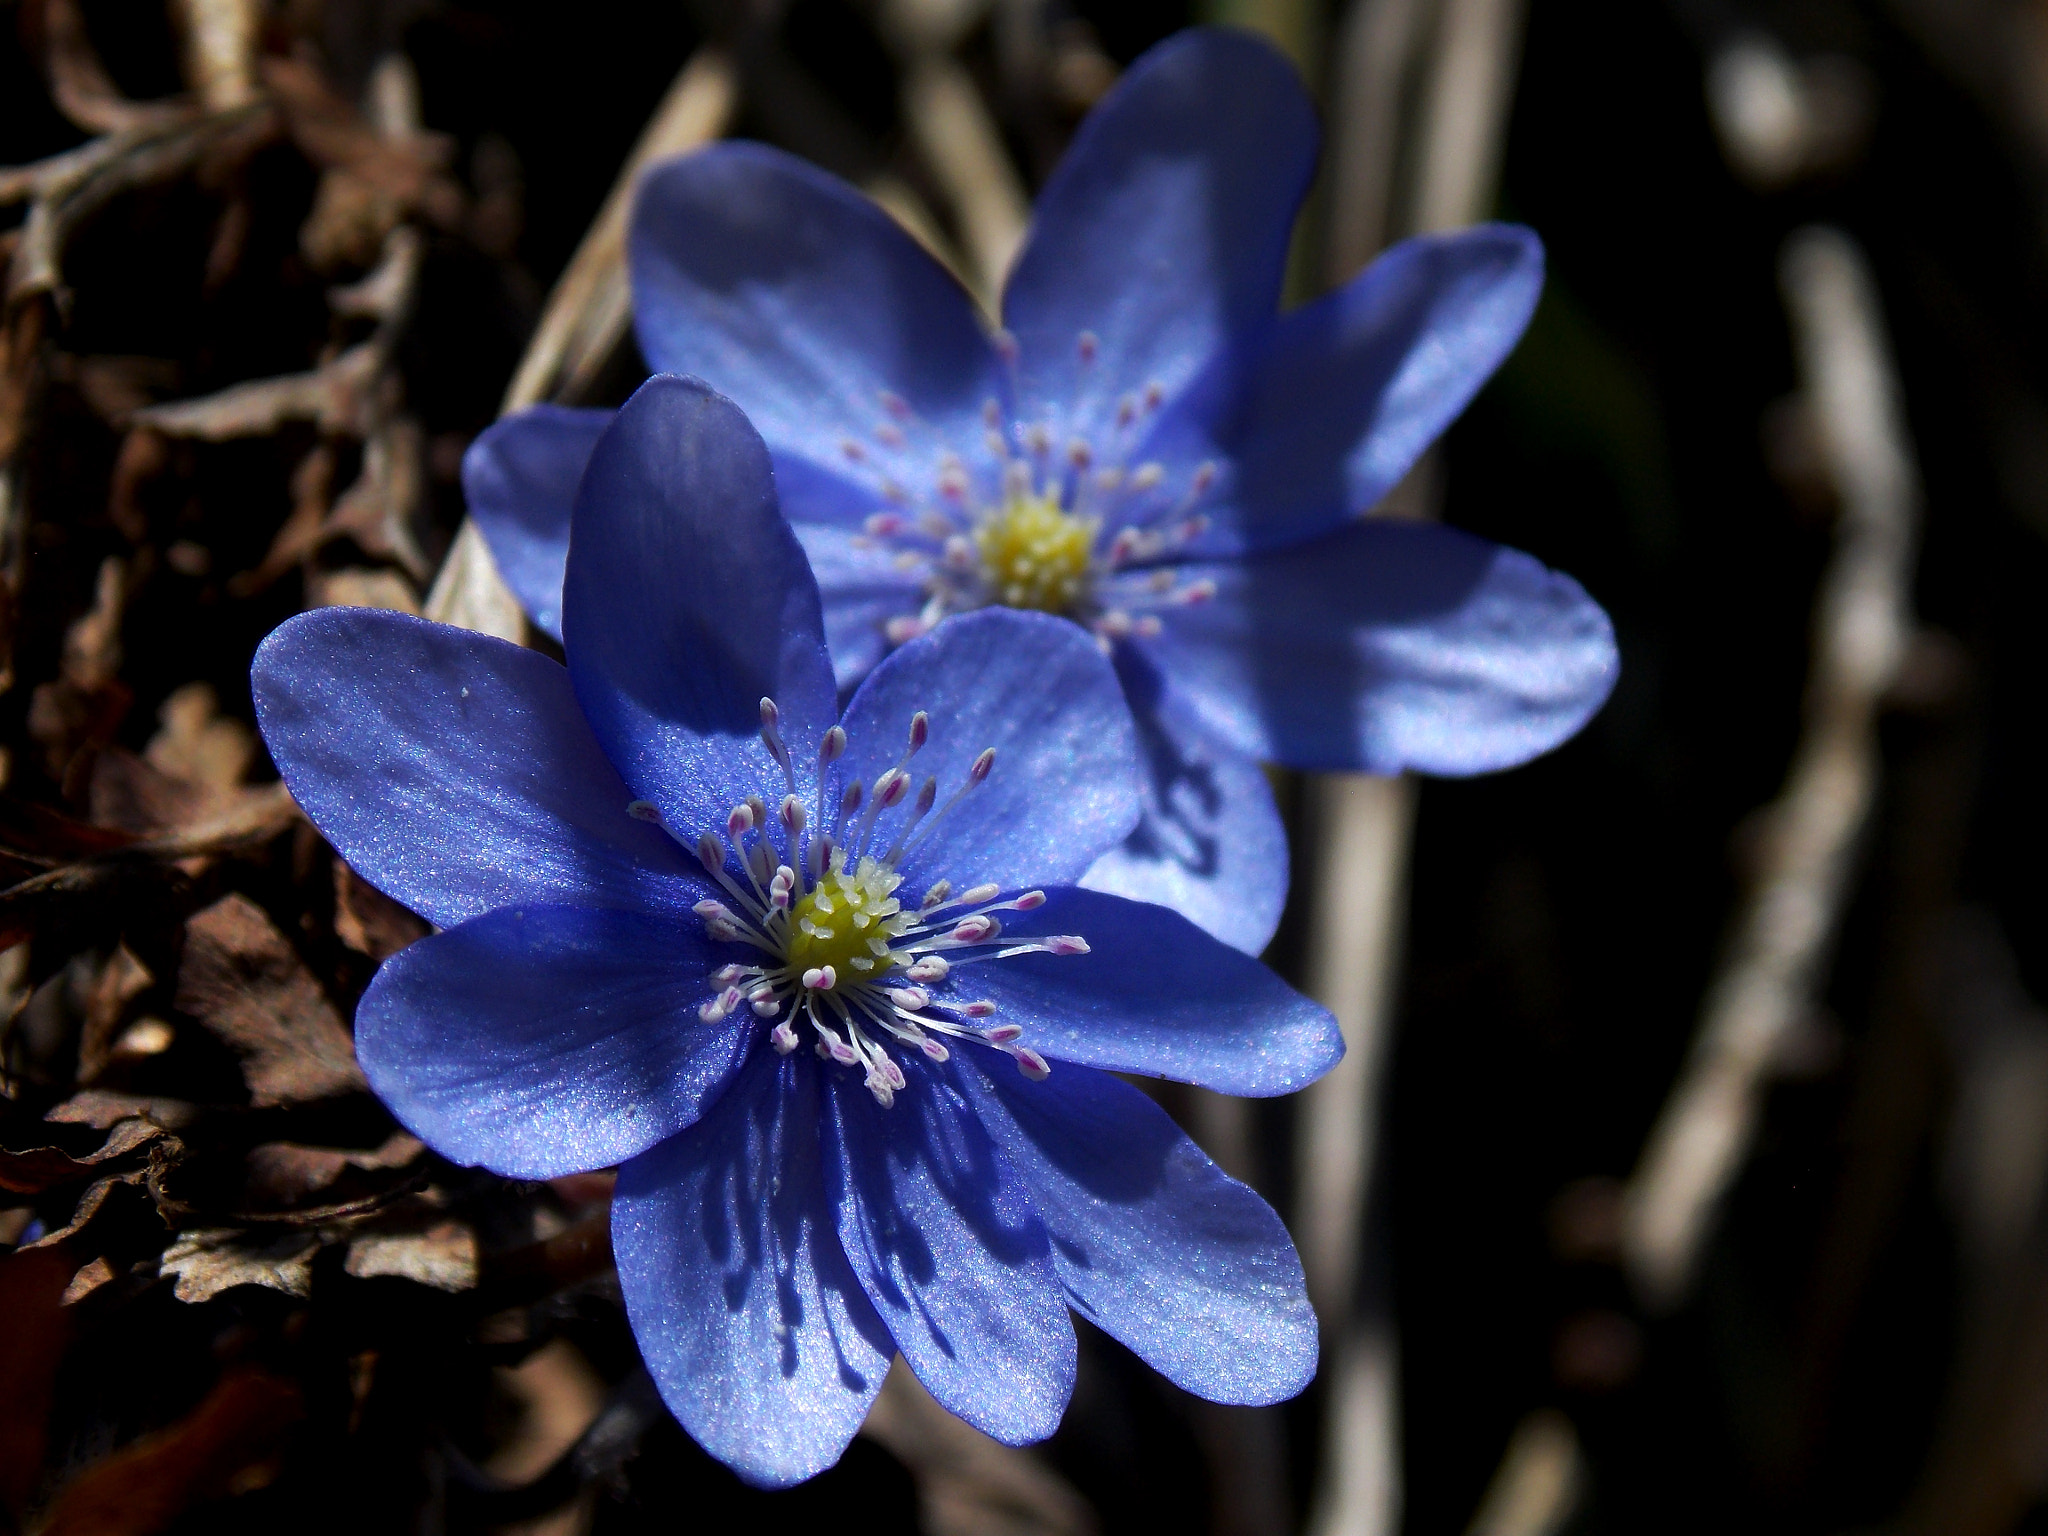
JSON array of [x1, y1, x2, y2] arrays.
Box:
[[834, 334, 1225, 651], [783, 859, 909, 977], [632, 698, 1091, 1107], [973, 491, 1097, 615]]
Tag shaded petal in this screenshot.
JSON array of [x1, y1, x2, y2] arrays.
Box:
[[976, 886, 1340, 1095], [791, 520, 924, 694], [1002, 27, 1317, 448], [1139, 224, 1546, 556], [564, 376, 838, 829], [828, 1059, 1074, 1445], [1080, 647, 1286, 955], [631, 143, 1000, 504], [252, 607, 701, 928], [963, 1059, 1316, 1405], [356, 905, 750, 1180], [833, 608, 1140, 894], [463, 405, 610, 641], [1156, 518, 1619, 774], [616, 1051, 895, 1488]]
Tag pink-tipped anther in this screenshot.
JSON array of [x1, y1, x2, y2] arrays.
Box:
[[1045, 935, 1090, 955], [820, 725, 847, 765], [727, 804, 754, 837], [1013, 891, 1046, 910], [802, 965, 837, 991], [984, 1022, 1022, 1043], [907, 711, 929, 752], [907, 956, 949, 982], [959, 882, 1000, 906], [1015, 1048, 1051, 1081], [771, 1022, 800, 1054], [627, 800, 662, 823], [969, 748, 996, 784]]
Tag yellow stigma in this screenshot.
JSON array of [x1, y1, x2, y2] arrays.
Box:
[[785, 856, 910, 978], [973, 491, 1097, 614]]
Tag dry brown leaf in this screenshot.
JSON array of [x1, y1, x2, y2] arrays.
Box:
[[344, 1218, 479, 1292], [0, 1116, 158, 1197], [32, 1367, 303, 1534], [174, 894, 365, 1105], [159, 1227, 320, 1302], [60, 1254, 116, 1305], [23, 1170, 147, 1251], [242, 1130, 423, 1209], [75, 944, 154, 1082], [46, 1090, 202, 1132], [307, 566, 418, 615], [0, 1245, 76, 1516], [332, 862, 428, 960], [145, 684, 254, 796]]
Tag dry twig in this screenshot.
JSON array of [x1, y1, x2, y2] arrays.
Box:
[[1622, 227, 1921, 1307]]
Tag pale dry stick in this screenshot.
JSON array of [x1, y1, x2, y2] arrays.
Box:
[[863, 1359, 1098, 1536], [1324, 0, 1434, 271], [4, 107, 273, 306], [897, 58, 1031, 316], [424, 49, 739, 642], [873, 0, 1024, 316], [39, 0, 194, 135], [131, 224, 421, 442], [1409, 0, 1529, 237], [1461, 1410, 1583, 1536], [169, 0, 262, 113], [1621, 227, 1920, 1309], [1300, 2, 1528, 1534]]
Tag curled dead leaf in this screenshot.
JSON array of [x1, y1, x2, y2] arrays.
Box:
[[174, 894, 365, 1105]]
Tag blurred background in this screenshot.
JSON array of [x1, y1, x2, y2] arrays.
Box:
[[4, 0, 2047, 1532]]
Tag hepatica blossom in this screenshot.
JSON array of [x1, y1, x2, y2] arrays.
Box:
[[466, 27, 1618, 957], [254, 377, 1342, 1485]]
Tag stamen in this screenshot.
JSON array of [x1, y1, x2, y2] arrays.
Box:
[[685, 707, 1080, 1105]]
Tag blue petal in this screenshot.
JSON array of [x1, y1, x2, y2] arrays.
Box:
[[977, 887, 1340, 1095], [827, 1059, 1075, 1446], [1002, 27, 1317, 450], [252, 607, 701, 928], [1154, 518, 1619, 774], [616, 1051, 895, 1488], [462, 406, 610, 642], [356, 904, 750, 1180], [832, 609, 1141, 894], [564, 375, 838, 831], [1080, 646, 1287, 955], [962, 1058, 1317, 1406], [791, 521, 923, 694], [630, 143, 1000, 505], [1140, 224, 1546, 556]]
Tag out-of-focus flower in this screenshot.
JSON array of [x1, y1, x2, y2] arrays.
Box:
[[465, 26, 1619, 955], [255, 376, 1342, 1487]]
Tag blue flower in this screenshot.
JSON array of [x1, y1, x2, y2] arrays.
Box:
[[466, 26, 1618, 956], [255, 375, 1343, 1487]]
